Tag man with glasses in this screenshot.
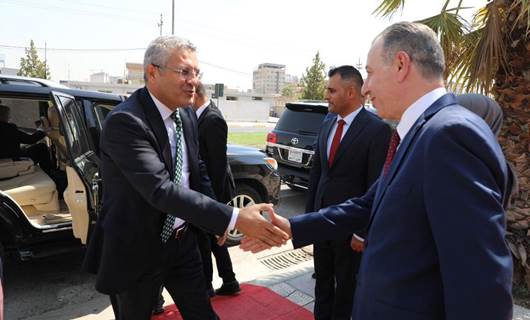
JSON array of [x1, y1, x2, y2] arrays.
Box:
[[83, 36, 289, 320]]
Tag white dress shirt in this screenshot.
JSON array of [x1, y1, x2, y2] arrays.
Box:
[[149, 92, 239, 231], [396, 87, 447, 141], [195, 100, 210, 119], [326, 106, 364, 158]]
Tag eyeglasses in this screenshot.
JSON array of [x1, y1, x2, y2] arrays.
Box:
[[153, 64, 202, 80]]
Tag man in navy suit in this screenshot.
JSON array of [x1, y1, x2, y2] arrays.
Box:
[[242, 22, 513, 320], [307, 65, 390, 320], [83, 36, 288, 320]]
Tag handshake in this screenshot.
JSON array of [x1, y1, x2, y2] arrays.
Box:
[[234, 203, 292, 253]]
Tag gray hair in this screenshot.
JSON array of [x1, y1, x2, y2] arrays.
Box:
[[196, 82, 207, 98], [143, 36, 197, 81], [378, 22, 445, 80]]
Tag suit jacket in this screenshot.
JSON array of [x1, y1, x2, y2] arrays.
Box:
[[196, 102, 235, 204], [305, 108, 391, 240], [290, 94, 513, 320], [0, 122, 45, 159], [83, 87, 232, 294]]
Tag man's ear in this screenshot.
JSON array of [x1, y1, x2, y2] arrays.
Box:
[[145, 64, 158, 82], [395, 51, 411, 82]]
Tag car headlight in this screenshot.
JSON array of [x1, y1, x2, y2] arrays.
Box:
[[264, 157, 278, 171]]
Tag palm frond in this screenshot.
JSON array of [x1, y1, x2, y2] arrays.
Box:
[[509, 0, 530, 37], [373, 0, 406, 18], [449, 1, 506, 93]]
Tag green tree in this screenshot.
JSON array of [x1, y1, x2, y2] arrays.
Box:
[[300, 52, 326, 100], [374, 0, 530, 289], [18, 40, 50, 79]]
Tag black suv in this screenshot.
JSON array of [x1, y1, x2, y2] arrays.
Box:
[[266, 102, 328, 190], [0, 75, 280, 261]]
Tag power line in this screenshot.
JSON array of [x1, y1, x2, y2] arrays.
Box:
[[0, 44, 145, 52], [0, 44, 252, 76]]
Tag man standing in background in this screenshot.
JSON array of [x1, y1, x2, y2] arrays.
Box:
[[193, 82, 241, 297], [307, 65, 391, 320]]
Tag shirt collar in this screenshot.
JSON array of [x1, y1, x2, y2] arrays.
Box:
[[337, 105, 363, 125], [148, 90, 174, 121], [396, 87, 447, 140], [195, 100, 210, 119]]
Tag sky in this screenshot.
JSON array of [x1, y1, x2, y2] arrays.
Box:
[[0, 0, 488, 91]]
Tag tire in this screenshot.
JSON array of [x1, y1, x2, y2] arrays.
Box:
[[225, 183, 263, 246]]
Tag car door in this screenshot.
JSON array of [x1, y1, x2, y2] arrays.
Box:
[[50, 91, 99, 244]]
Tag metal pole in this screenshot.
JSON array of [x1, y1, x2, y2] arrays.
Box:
[[171, 0, 175, 35], [44, 42, 47, 79]]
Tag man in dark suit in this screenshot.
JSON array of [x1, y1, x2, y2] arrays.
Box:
[[193, 83, 240, 297], [307, 66, 390, 320], [0, 104, 52, 174], [242, 22, 513, 320], [82, 36, 288, 320]]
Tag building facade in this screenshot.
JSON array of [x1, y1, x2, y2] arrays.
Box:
[[253, 63, 286, 94]]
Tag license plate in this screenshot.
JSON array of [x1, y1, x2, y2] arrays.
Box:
[[288, 149, 303, 163]]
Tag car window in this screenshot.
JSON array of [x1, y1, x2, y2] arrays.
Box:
[[275, 109, 327, 134], [92, 103, 113, 129], [57, 96, 91, 158]]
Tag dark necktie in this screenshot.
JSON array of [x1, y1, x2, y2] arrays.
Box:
[[160, 111, 184, 243], [383, 129, 400, 176], [328, 119, 345, 167]]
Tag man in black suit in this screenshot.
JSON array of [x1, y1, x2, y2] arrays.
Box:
[[0, 104, 52, 174], [307, 66, 391, 320], [193, 82, 240, 297], [82, 36, 288, 320]]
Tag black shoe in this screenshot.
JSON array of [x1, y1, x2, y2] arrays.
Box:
[[311, 272, 316, 279], [215, 280, 241, 296], [152, 305, 165, 315], [208, 286, 215, 298]]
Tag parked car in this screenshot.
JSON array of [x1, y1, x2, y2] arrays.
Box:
[[266, 101, 328, 190], [0, 75, 280, 262]]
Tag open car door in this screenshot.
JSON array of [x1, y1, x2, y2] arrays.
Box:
[[50, 91, 100, 244]]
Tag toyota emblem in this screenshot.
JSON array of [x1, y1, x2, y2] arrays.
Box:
[[291, 137, 299, 145]]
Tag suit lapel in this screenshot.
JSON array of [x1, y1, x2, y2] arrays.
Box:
[[368, 93, 458, 227], [138, 88, 174, 177], [329, 108, 369, 169], [180, 107, 199, 185], [320, 114, 335, 169]]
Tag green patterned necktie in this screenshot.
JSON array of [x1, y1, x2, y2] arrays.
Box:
[[160, 110, 183, 242]]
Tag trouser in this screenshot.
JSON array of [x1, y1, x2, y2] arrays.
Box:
[[196, 229, 236, 286], [313, 239, 362, 320], [113, 227, 219, 320]]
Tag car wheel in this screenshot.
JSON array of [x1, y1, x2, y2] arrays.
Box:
[[225, 183, 263, 246]]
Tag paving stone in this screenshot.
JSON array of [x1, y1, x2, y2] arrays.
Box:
[[268, 282, 296, 297], [286, 290, 314, 307], [286, 272, 315, 296]]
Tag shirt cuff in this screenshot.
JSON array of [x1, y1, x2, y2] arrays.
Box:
[[353, 233, 365, 242], [227, 207, 239, 231]]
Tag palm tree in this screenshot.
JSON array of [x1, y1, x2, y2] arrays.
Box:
[[374, 0, 530, 289]]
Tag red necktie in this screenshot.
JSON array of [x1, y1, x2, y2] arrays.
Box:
[[383, 130, 401, 175], [328, 119, 345, 167]]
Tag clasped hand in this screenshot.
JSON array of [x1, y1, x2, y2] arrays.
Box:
[[236, 204, 292, 253]]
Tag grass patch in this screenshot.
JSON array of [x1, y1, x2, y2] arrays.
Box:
[[228, 132, 267, 150]]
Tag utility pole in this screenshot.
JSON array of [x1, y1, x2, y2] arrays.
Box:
[[171, 0, 175, 35], [157, 14, 163, 36], [44, 42, 47, 79]]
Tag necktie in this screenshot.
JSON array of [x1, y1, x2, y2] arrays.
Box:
[[383, 129, 400, 176], [328, 119, 345, 167], [161, 111, 183, 242]]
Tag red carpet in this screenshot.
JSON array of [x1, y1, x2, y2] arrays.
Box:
[[151, 284, 314, 320]]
